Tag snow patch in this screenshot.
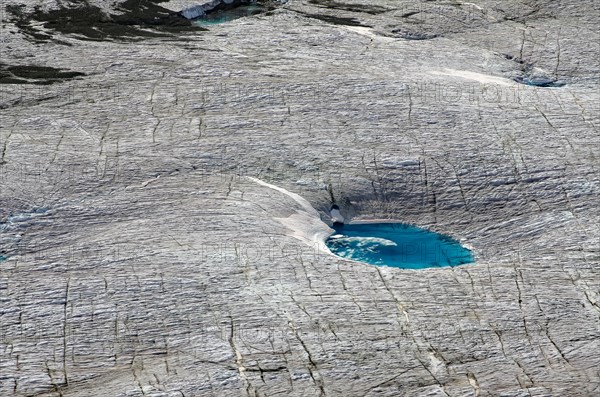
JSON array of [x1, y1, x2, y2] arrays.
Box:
[[246, 177, 334, 252], [343, 26, 396, 43], [429, 68, 514, 86]]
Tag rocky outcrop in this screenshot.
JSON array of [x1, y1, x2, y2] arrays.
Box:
[[4, 0, 200, 43]]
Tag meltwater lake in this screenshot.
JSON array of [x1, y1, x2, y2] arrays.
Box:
[[326, 223, 474, 269], [192, 5, 267, 26]]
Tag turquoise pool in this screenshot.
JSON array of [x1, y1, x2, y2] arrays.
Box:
[[326, 223, 474, 269], [192, 5, 267, 26]]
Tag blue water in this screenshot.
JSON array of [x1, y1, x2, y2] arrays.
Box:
[[513, 76, 566, 88], [192, 5, 267, 26], [326, 223, 474, 269]]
